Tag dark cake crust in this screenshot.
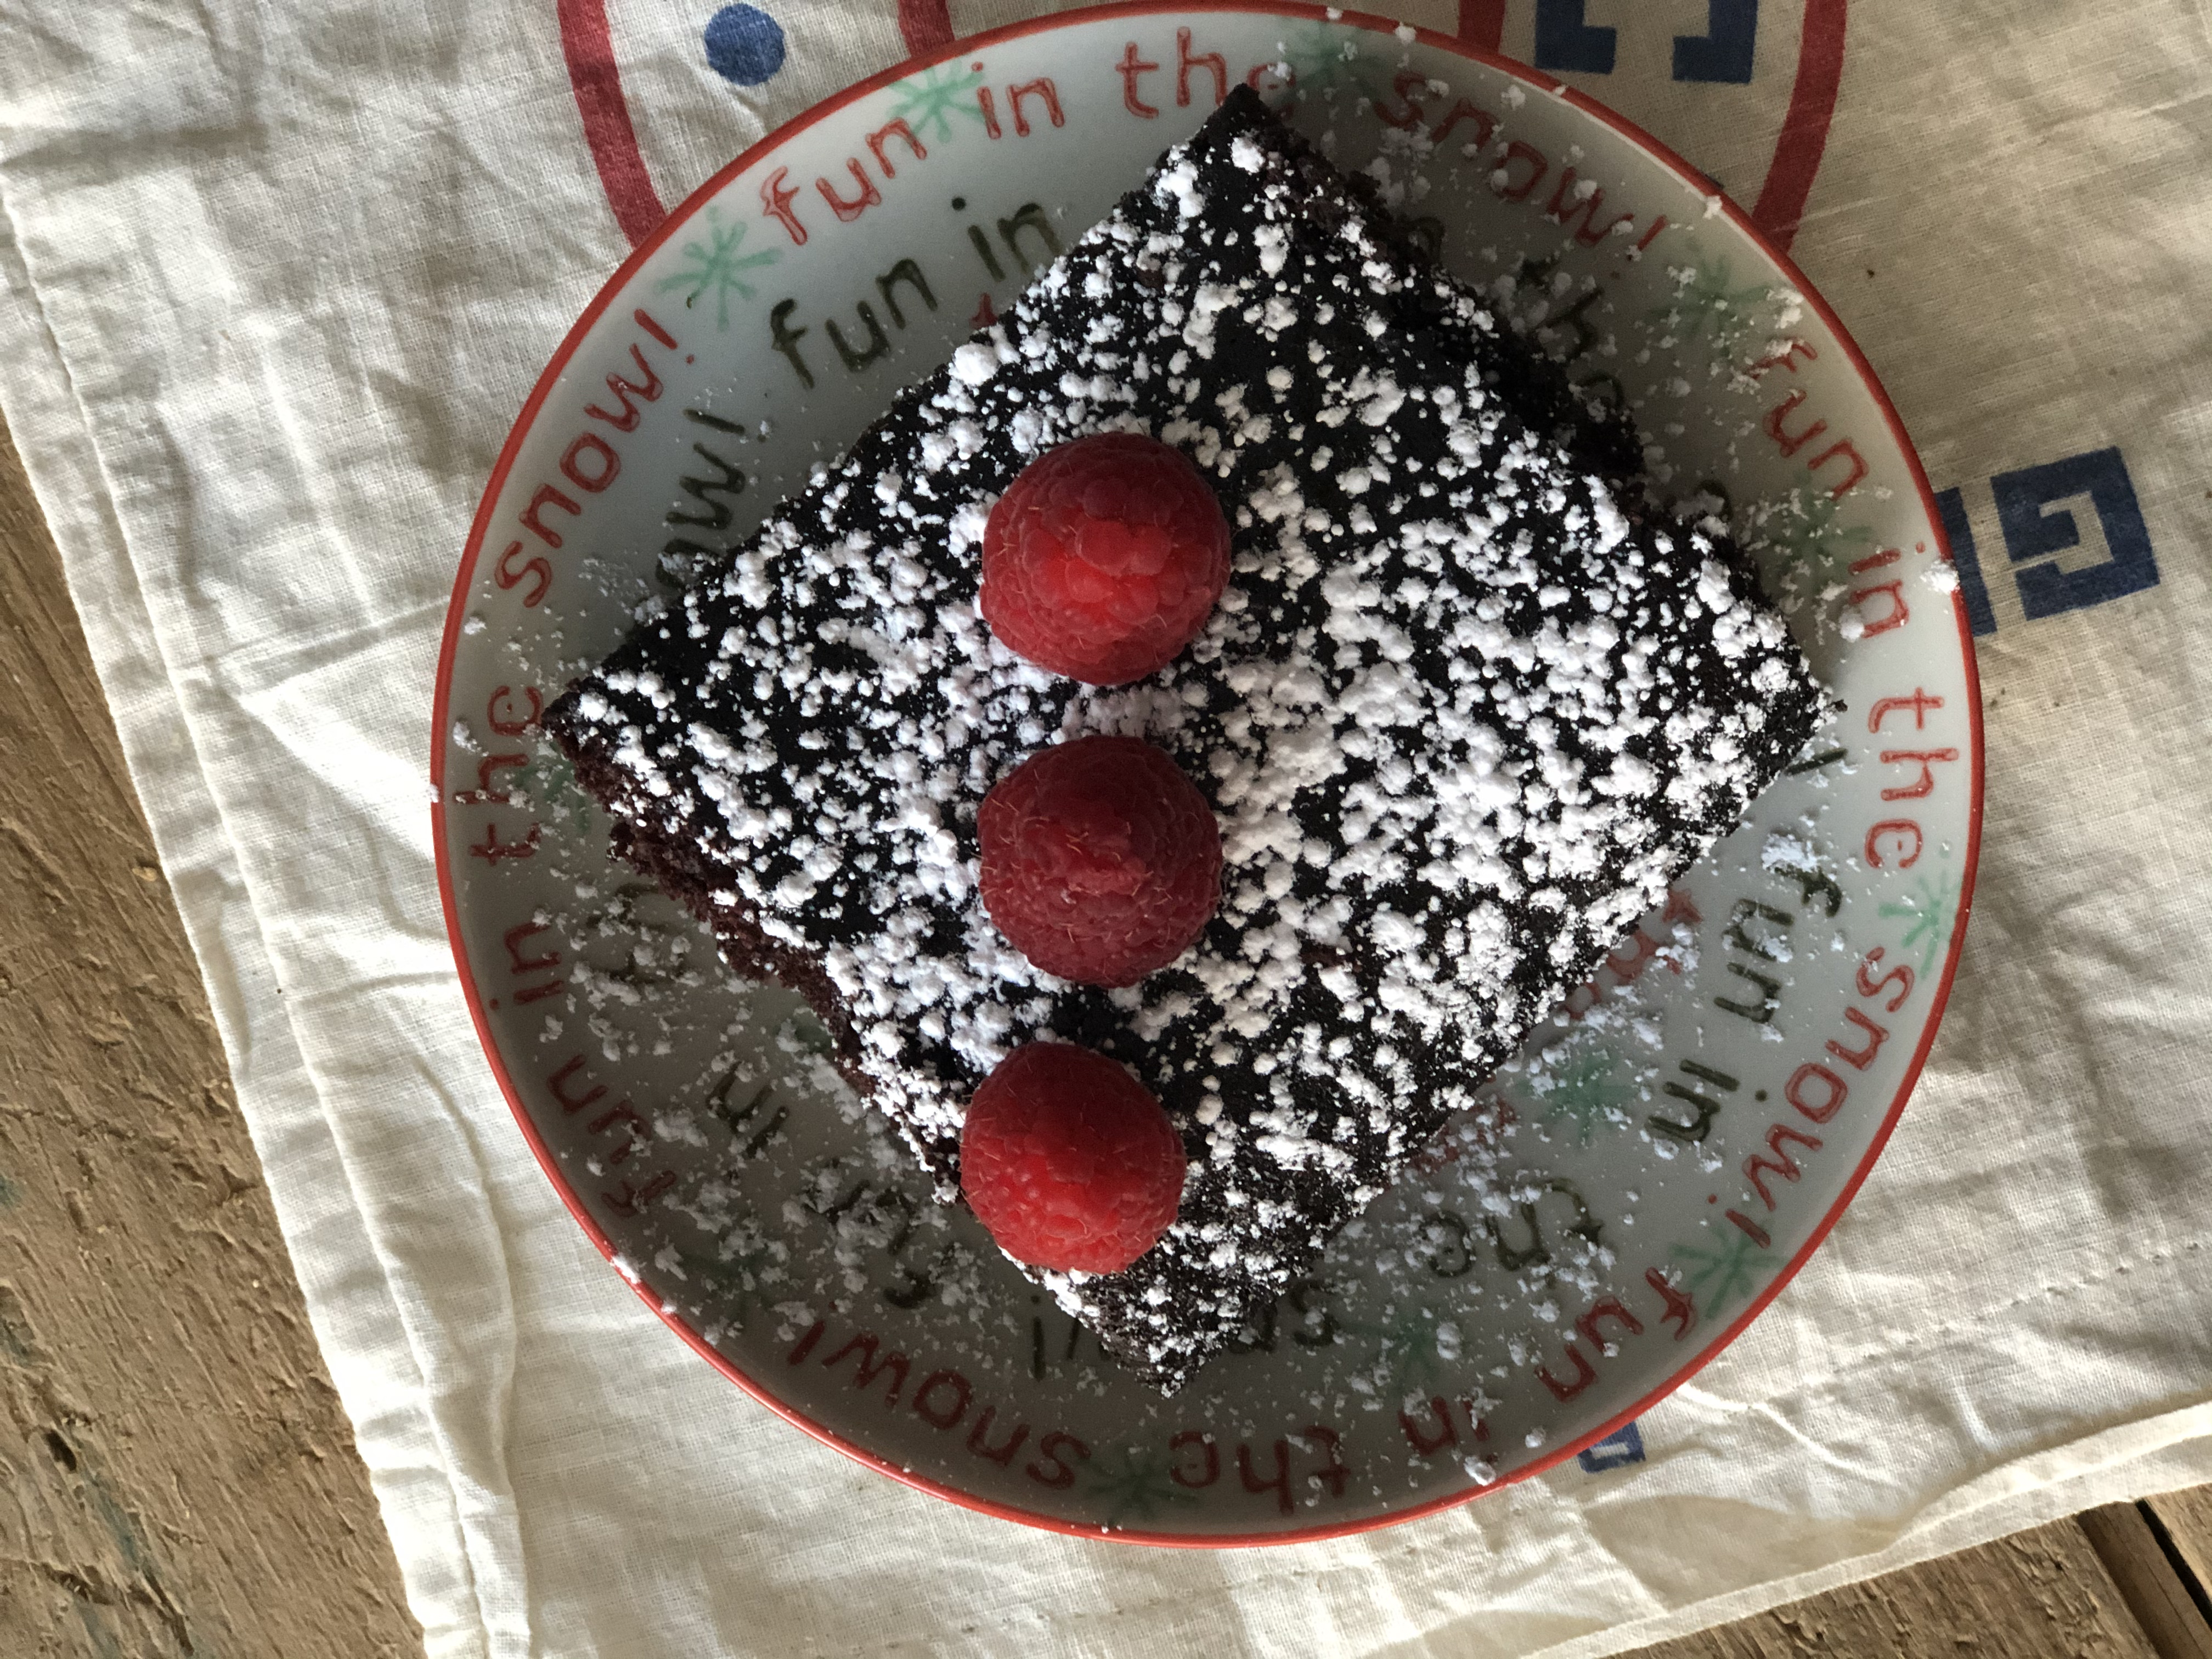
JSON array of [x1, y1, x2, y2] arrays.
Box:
[[547, 89, 1824, 1391]]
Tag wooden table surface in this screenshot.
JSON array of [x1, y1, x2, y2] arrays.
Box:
[[2, 415, 2208, 1659]]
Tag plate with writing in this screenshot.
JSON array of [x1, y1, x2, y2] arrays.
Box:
[[432, 1, 1981, 1542]]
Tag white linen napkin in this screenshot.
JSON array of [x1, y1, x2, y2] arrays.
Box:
[[1, 1, 2207, 1654]]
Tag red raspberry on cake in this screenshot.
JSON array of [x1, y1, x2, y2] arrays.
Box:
[[979, 735, 1221, 987], [960, 1042, 1187, 1274], [980, 431, 1231, 685]]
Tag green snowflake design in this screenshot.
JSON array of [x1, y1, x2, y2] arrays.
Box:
[[888, 62, 988, 143], [1751, 488, 1877, 584], [1367, 1303, 1460, 1402], [1654, 254, 1769, 349], [1672, 1227, 1768, 1316], [511, 746, 596, 838], [1521, 1035, 1638, 1147], [1269, 20, 1378, 102], [1879, 867, 1961, 974], [1083, 1446, 1198, 1527], [657, 211, 779, 330]]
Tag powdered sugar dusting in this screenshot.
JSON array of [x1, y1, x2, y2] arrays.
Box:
[[548, 94, 1821, 1390]]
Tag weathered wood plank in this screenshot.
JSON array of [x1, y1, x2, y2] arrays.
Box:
[[5, 390, 2210, 1658], [2080, 1503, 2212, 1659], [2146, 1489, 2212, 1610], [1624, 1517, 2164, 1656], [0, 415, 422, 1657]]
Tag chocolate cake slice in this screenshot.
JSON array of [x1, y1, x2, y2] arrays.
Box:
[[546, 88, 1824, 1391]]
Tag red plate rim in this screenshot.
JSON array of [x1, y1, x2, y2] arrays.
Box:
[[430, 0, 1985, 1548]]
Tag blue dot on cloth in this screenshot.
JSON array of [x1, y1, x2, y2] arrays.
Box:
[[704, 4, 786, 86]]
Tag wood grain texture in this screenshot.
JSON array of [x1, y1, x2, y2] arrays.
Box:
[[2080, 1503, 2212, 1659], [2147, 1489, 2212, 1616], [0, 416, 422, 1657], [0, 397, 2205, 1659], [1626, 1519, 2165, 1658]]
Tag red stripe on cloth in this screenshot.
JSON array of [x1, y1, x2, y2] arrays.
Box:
[[1457, 0, 1505, 52], [899, 0, 957, 54], [1751, 0, 1847, 253], [557, 0, 668, 248]]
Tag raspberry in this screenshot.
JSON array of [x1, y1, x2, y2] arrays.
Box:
[[960, 1042, 1187, 1274], [980, 432, 1231, 684], [979, 736, 1221, 986]]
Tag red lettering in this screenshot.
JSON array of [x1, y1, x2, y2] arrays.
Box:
[[1537, 1341, 1596, 1402], [454, 753, 527, 806], [816, 159, 882, 223], [1880, 748, 1958, 800], [487, 685, 541, 736], [1428, 98, 1497, 150], [1604, 926, 1667, 985], [1170, 1430, 1219, 1487], [911, 1369, 972, 1429], [1825, 1006, 1891, 1071], [1851, 548, 1901, 575], [975, 85, 1001, 140], [1745, 1124, 1822, 1209], [585, 1098, 650, 1161], [512, 979, 566, 1006], [964, 1406, 1029, 1465], [1664, 887, 1703, 926], [492, 541, 551, 608], [1303, 1426, 1348, 1498], [469, 822, 539, 864], [1786, 1062, 1848, 1124], [1725, 1209, 1773, 1248], [1748, 339, 1818, 379], [1008, 77, 1064, 136], [1870, 689, 1944, 732], [760, 167, 806, 245], [1634, 214, 1670, 253], [521, 483, 580, 549], [1245, 59, 1294, 95], [1373, 68, 1430, 130], [633, 308, 678, 349], [1575, 1295, 1644, 1352], [787, 1318, 825, 1364], [1176, 27, 1226, 106], [1545, 168, 1634, 245], [1865, 819, 1924, 870], [560, 432, 620, 493], [1646, 1266, 1695, 1339], [600, 1169, 675, 1217], [821, 1332, 909, 1407], [865, 118, 926, 177], [1025, 1430, 1088, 1489], [1763, 388, 1826, 458], [1407, 1132, 1462, 1177], [504, 921, 560, 976], [1398, 1397, 1457, 1455], [585, 344, 664, 432], [1856, 947, 1916, 1012], [1493, 139, 1547, 202], [1237, 1438, 1293, 1515], [548, 1053, 606, 1114], [1810, 439, 1869, 498], [1116, 42, 1161, 116], [1850, 579, 1910, 637]]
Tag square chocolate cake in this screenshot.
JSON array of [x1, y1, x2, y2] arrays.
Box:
[[546, 88, 1825, 1391]]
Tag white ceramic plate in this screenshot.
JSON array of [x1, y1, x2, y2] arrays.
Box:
[[433, 2, 1981, 1543]]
